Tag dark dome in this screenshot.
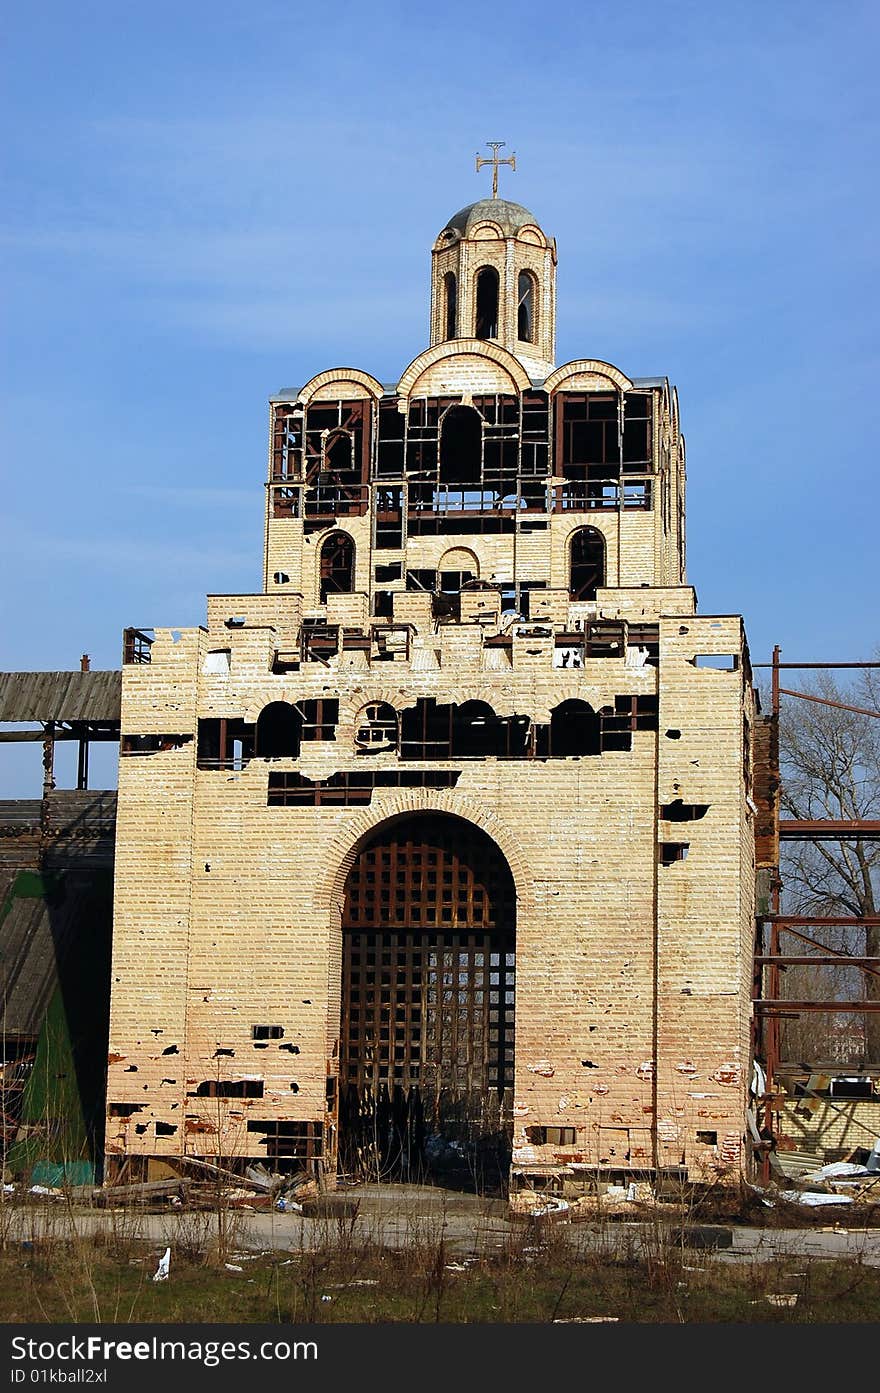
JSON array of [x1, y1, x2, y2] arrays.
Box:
[[439, 198, 542, 239]]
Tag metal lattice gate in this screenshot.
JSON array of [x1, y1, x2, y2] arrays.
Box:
[[339, 814, 515, 1188]]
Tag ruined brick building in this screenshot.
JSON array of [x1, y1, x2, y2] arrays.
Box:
[[103, 173, 760, 1191]]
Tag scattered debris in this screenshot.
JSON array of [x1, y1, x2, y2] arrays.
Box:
[[152, 1247, 171, 1282]]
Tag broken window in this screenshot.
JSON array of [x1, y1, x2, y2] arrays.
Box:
[[122, 628, 153, 665], [475, 265, 499, 339], [622, 393, 652, 469], [355, 702, 398, 751], [303, 399, 369, 522], [121, 733, 192, 756], [569, 527, 606, 600], [661, 799, 709, 821], [246, 1120, 323, 1161], [399, 698, 531, 760], [268, 769, 461, 806], [375, 400, 405, 479], [659, 843, 689, 864], [517, 270, 536, 343], [585, 620, 625, 658], [319, 531, 355, 601], [255, 702, 303, 758], [439, 405, 482, 485], [192, 1079, 264, 1098], [197, 717, 255, 770], [374, 487, 403, 548], [271, 403, 303, 480], [692, 653, 739, 671], [546, 700, 600, 757], [444, 271, 457, 339]]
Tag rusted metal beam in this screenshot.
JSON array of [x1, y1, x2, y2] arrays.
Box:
[[754, 661, 880, 669], [778, 687, 880, 720], [779, 820, 880, 839], [759, 915, 880, 926], [756, 956, 880, 965], [754, 1000, 880, 1012]]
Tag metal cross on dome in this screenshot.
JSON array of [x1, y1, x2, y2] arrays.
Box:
[[475, 142, 516, 199]]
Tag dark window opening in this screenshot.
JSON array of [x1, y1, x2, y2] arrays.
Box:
[[375, 563, 402, 583], [355, 702, 399, 751], [406, 568, 438, 592], [197, 717, 255, 770], [271, 403, 303, 481], [268, 769, 461, 807], [585, 621, 625, 658], [192, 1080, 264, 1098], [374, 487, 403, 549], [246, 1120, 323, 1161], [303, 399, 369, 519], [517, 270, 536, 343], [475, 266, 499, 339], [253, 1025, 284, 1040], [121, 733, 192, 756], [376, 400, 405, 480], [320, 532, 355, 601], [255, 702, 303, 758], [373, 590, 394, 618], [439, 405, 483, 485], [659, 843, 689, 865], [569, 527, 606, 600], [399, 698, 531, 760], [547, 700, 600, 757], [696, 1130, 718, 1145], [444, 271, 457, 339], [661, 799, 709, 822], [525, 1125, 577, 1146], [155, 1121, 177, 1136]]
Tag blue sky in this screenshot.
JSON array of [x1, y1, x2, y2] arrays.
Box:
[[2, 0, 878, 793]]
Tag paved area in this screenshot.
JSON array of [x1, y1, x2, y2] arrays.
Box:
[[6, 1183, 880, 1265]]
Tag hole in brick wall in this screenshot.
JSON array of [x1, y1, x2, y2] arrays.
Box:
[[155, 1122, 178, 1136], [692, 654, 738, 671], [253, 1025, 284, 1040], [109, 1103, 145, 1117], [660, 799, 709, 821], [696, 1131, 718, 1145], [660, 843, 689, 864], [162, 1045, 179, 1055], [192, 1080, 264, 1098], [665, 729, 682, 739], [213, 1049, 234, 1058]]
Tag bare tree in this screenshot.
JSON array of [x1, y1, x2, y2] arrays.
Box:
[[777, 665, 880, 1063]]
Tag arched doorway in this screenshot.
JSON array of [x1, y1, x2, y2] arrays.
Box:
[[339, 812, 516, 1190]]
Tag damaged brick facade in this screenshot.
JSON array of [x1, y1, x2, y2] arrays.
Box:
[[105, 192, 758, 1189]]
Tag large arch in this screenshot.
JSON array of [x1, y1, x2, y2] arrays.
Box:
[[294, 367, 385, 407], [396, 339, 531, 398], [336, 809, 518, 1186]]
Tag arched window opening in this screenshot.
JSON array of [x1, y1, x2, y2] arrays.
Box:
[[355, 702, 398, 752], [549, 699, 600, 757], [339, 812, 516, 1185], [320, 532, 355, 602], [439, 405, 482, 485], [517, 271, 536, 343], [444, 271, 457, 339], [475, 266, 499, 340], [255, 701, 302, 759], [569, 527, 606, 601]]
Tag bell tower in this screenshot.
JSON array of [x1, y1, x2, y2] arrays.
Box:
[[429, 145, 557, 379]]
